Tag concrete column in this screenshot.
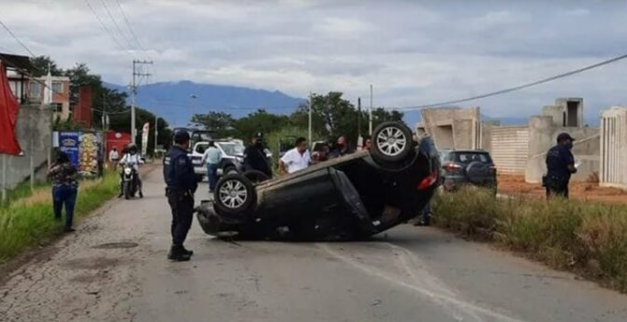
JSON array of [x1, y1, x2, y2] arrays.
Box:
[[525, 116, 554, 183]]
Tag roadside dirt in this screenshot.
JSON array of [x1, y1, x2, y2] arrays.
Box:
[[498, 174, 627, 204]]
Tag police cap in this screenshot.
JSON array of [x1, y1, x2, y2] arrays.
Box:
[[174, 130, 191, 143], [556, 132, 575, 143]]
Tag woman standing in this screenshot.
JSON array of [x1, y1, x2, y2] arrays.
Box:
[[48, 152, 79, 232]]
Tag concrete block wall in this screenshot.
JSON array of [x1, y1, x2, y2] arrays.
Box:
[[489, 126, 530, 175], [525, 115, 599, 183], [1, 104, 52, 189]]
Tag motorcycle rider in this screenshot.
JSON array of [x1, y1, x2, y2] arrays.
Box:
[[118, 143, 144, 198]]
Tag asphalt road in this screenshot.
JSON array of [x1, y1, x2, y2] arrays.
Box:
[[1, 169, 626, 322]]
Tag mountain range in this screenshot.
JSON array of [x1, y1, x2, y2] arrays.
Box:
[[103, 80, 535, 128], [104, 81, 305, 126]]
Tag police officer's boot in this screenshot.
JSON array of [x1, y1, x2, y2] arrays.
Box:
[[181, 246, 193, 257], [168, 245, 191, 261]]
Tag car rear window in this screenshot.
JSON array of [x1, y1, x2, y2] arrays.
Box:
[[450, 152, 492, 164]]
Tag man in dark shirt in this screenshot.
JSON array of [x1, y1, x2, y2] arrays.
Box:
[[244, 133, 272, 178], [544, 132, 577, 198], [163, 130, 198, 261], [329, 135, 355, 158]]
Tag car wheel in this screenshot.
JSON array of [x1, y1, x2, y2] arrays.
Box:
[[243, 170, 270, 184], [224, 166, 239, 175], [214, 174, 256, 215], [371, 122, 414, 163]]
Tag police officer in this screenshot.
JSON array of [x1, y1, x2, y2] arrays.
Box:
[[164, 131, 198, 261], [244, 132, 272, 178], [544, 132, 577, 198]]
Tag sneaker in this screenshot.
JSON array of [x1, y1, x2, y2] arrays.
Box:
[[139, 191, 144, 198], [64, 227, 76, 233], [117, 193, 124, 198]]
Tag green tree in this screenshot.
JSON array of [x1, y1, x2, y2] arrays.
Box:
[[233, 109, 290, 140], [290, 92, 404, 145], [191, 112, 236, 138], [64, 63, 102, 104], [29, 56, 63, 77], [108, 106, 171, 155]]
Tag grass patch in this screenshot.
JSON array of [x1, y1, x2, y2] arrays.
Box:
[[0, 172, 119, 263], [433, 188, 627, 293]]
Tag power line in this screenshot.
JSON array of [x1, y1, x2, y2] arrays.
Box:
[[0, 18, 37, 57], [394, 52, 627, 111], [82, 0, 130, 55], [114, 0, 152, 60], [99, 0, 137, 53]]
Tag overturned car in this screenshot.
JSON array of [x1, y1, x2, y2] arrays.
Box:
[[196, 122, 440, 241]]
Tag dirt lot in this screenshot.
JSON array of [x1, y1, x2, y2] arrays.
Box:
[[498, 175, 627, 204]]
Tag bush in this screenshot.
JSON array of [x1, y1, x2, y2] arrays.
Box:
[[433, 188, 627, 293], [0, 172, 119, 263]]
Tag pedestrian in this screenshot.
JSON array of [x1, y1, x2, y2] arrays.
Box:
[[244, 132, 272, 178], [201, 141, 222, 192], [47, 151, 78, 233], [413, 202, 432, 226], [163, 130, 198, 261], [279, 137, 311, 174], [362, 135, 372, 151], [329, 135, 355, 158], [109, 147, 120, 170], [543, 132, 577, 198]]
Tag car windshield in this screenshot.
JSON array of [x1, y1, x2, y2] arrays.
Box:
[[451, 152, 492, 164], [217, 142, 245, 156]]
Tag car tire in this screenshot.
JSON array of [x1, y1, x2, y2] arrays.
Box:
[[243, 170, 270, 184], [224, 166, 239, 175], [214, 174, 256, 215], [371, 122, 414, 163]]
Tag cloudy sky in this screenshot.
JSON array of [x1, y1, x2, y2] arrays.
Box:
[[1, 0, 626, 123]]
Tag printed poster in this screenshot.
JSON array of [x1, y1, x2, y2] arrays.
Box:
[[58, 132, 80, 167]]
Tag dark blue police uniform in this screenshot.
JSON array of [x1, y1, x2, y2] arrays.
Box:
[[545, 144, 575, 198], [163, 145, 198, 248]]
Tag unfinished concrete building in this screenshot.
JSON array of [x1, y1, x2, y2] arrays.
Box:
[[600, 107, 627, 189], [542, 98, 585, 128], [416, 107, 481, 150], [415, 98, 601, 183]]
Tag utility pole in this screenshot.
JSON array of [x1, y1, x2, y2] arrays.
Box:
[[154, 114, 159, 155], [190, 94, 198, 126], [358, 97, 362, 142], [308, 92, 312, 144], [131, 60, 153, 144], [369, 84, 373, 135]]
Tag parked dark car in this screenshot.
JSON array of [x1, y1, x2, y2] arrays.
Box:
[[196, 122, 440, 241], [439, 150, 497, 192]]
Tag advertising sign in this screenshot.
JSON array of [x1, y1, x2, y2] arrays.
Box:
[[141, 122, 150, 156], [58, 132, 80, 167], [78, 132, 99, 176]]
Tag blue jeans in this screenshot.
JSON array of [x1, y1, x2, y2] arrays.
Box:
[[421, 202, 432, 225], [53, 185, 78, 228], [207, 163, 219, 191]]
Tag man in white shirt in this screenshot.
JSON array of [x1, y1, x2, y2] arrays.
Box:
[[279, 137, 311, 174], [118, 144, 145, 198], [108, 147, 120, 170]]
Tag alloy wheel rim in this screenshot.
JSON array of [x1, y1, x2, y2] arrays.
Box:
[[218, 180, 248, 209], [376, 126, 407, 156]]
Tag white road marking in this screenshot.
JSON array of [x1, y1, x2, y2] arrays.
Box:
[[319, 243, 529, 322]]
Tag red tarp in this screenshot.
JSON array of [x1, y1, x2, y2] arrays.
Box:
[[0, 61, 22, 155]]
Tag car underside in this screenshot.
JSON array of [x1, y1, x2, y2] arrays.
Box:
[[196, 122, 440, 241]]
